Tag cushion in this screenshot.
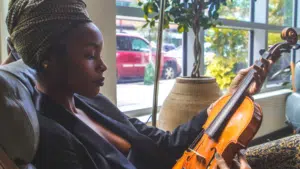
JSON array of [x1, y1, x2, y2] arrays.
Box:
[[0, 60, 39, 165]]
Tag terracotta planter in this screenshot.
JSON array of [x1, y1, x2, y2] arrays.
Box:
[[158, 76, 221, 131]]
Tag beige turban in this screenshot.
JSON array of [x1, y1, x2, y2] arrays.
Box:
[[6, 0, 92, 69]]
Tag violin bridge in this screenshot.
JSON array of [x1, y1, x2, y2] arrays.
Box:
[[188, 148, 206, 164]]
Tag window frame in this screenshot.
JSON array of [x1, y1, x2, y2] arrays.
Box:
[[115, 0, 300, 116]]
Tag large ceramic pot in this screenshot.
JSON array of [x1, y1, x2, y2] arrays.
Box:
[[158, 76, 221, 131]]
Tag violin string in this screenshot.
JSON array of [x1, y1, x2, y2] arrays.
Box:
[[189, 71, 255, 149], [189, 52, 271, 149], [189, 130, 204, 149]]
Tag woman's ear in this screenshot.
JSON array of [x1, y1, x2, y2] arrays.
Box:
[[41, 54, 58, 71], [42, 60, 49, 69]]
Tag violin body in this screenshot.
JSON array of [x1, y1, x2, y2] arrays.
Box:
[[173, 95, 262, 169]]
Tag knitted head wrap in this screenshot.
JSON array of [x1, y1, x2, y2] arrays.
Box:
[[6, 0, 92, 69]]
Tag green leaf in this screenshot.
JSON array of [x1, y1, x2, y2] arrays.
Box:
[[143, 3, 149, 15], [144, 14, 148, 20], [212, 12, 219, 19], [177, 24, 188, 33], [164, 17, 170, 29], [165, 5, 172, 12], [178, 25, 184, 33], [172, 0, 180, 5], [152, 2, 159, 12], [164, 23, 170, 29], [148, 3, 154, 14], [137, 1, 143, 6], [150, 20, 155, 27], [142, 22, 149, 29]]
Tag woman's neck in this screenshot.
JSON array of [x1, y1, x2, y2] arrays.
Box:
[[36, 82, 78, 114]]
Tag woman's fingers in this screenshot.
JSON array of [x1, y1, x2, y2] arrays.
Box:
[[215, 153, 230, 169], [239, 67, 252, 76], [253, 58, 273, 83], [238, 150, 252, 169], [249, 59, 272, 95], [261, 58, 273, 73], [230, 58, 273, 96], [252, 71, 262, 92], [215, 150, 251, 169], [253, 64, 265, 81], [232, 158, 241, 169], [229, 67, 251, 94]]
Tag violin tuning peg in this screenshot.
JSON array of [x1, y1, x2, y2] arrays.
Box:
[[259, 49, 266, 56]]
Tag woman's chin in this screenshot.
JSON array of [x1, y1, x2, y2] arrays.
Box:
[[77, 88, 100, 98], [91, 88, 101, 97]]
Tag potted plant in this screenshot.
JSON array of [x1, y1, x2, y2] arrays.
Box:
[[138, 0, 228, 131]]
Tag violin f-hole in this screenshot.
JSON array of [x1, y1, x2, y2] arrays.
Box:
[[206, 147, 217, 169]]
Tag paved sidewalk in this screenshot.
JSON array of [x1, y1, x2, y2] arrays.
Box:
[[117, 79, 176, 112]]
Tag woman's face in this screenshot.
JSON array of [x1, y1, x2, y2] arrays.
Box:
[[54, 22, 107, 97]]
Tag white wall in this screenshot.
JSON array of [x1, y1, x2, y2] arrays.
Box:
[[0, 0, 9, 62], [254, 89, 291, 138], [86, 0, 117, 104]]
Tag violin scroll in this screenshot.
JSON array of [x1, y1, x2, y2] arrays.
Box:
[[267, 28, 298, 63], [281, 28, 298, 45]]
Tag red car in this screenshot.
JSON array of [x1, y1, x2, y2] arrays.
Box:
[[116, 33, 182, 81]]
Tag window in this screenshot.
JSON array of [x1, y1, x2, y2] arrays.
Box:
[[116, 0, 300, 116], [298, 1, 300, 28], [219, 0, 250, 21], [296, 39, 300, 61], [116, 17, 183, 112], [204, 28, 249, 91], [268, 0, 293, 26], [116, 0, 139, 7]]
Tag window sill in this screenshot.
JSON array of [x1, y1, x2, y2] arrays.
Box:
[[121, 88, 293, 124], [253, 88, 292, 100], [120, 104, 161, 118]]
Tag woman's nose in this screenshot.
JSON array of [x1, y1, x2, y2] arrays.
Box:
[[96, 59, 107, 73], [101, 62, 107, 72]]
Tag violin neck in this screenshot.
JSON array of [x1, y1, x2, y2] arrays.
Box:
[[204, 52, 270, 141]]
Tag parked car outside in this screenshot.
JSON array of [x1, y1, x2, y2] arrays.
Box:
[[163, 43, 176, 52], [164, 45, 183, 69], [151, 43, 177, 53], [116, 33, 182, 81]]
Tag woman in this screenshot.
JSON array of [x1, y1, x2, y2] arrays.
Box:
[[4, 0, 281, 169]]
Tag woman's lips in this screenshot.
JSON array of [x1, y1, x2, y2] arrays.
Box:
[[93, 77, 105, 86]]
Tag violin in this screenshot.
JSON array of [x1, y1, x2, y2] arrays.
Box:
[[173, 28, 298, 169]]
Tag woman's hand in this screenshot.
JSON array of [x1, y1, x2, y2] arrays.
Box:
[[229, 58, 273, 96], [215, 150, 251, 169], [207, 58, 272, 116]]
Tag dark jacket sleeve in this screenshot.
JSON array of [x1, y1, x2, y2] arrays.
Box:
[[33, 115, 99, 169], [128, 109, 208, 159]]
